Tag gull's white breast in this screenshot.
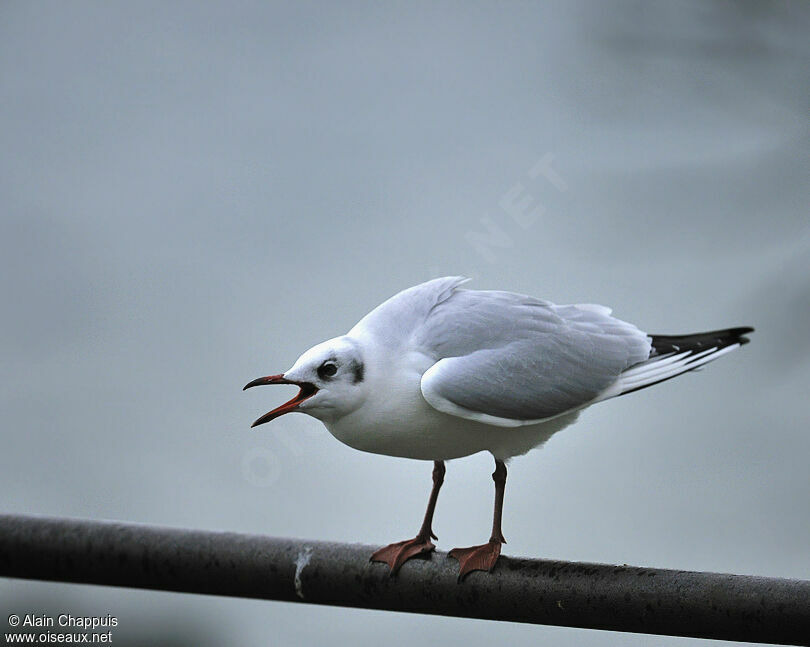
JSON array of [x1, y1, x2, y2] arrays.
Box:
[[323, 342, 579, 460]]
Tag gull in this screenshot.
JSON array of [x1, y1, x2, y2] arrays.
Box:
[[244, 277, 753, 578]]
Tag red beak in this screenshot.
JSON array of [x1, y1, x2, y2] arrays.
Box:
[[243, 374, 319, 428]]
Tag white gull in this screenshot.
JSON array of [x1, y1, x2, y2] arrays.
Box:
[[245, 277, 753, 577]]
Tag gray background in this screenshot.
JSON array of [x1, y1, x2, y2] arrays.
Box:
[[1, 1, 808, 645]]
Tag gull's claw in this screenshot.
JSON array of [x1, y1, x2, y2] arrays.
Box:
[[448, 540, 502, 580], [370, 536, 436, 574]]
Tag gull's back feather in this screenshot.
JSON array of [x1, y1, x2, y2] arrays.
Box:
[[348, 278, 752, 433], [349, 276, 469, 349], [414, 279, 652, 426]]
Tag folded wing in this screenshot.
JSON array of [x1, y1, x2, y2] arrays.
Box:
[[417, 287, 651, 427]]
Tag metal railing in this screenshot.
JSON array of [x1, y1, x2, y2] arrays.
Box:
[[1, 514, 808, 644]]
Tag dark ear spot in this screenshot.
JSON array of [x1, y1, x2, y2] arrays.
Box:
[[350, 360, 364, 384]]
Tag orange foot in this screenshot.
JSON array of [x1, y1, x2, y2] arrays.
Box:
[[370, 536, 436, 574], [448, 540, 502, 579]]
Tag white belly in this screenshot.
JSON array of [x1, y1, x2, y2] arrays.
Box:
[[324, 384, 580, 461]]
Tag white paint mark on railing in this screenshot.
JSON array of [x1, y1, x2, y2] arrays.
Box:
[[294, 546, 314, 599]]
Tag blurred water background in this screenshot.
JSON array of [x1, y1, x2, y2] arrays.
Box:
[[1, 2, 808, 645]]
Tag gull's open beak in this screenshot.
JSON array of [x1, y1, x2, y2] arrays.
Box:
[[243, 374, 319, 428]]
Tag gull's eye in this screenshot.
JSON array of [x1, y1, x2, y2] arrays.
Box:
[[317, 362, 338, 379]]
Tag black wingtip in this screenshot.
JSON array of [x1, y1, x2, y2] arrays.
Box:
[[650, 326, 754, 356], [731, 326, 754, 346]]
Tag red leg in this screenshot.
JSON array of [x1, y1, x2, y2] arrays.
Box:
[[370, 461, 445, 574], [449, 458, 507, 579]]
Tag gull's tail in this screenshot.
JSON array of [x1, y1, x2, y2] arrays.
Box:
[[616, 327, 754, 396]]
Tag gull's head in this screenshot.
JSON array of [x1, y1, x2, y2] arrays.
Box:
[[244, 336, 367, 427]]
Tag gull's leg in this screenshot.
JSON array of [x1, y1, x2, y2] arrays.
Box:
[[449, 458, 507, 579], [370, 460, 445, 574]]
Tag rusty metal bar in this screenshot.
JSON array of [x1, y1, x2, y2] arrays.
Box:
[[1, 514, 808, 644]]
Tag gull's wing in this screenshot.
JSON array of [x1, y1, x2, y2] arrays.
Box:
[[415, 283, 651, 427]]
